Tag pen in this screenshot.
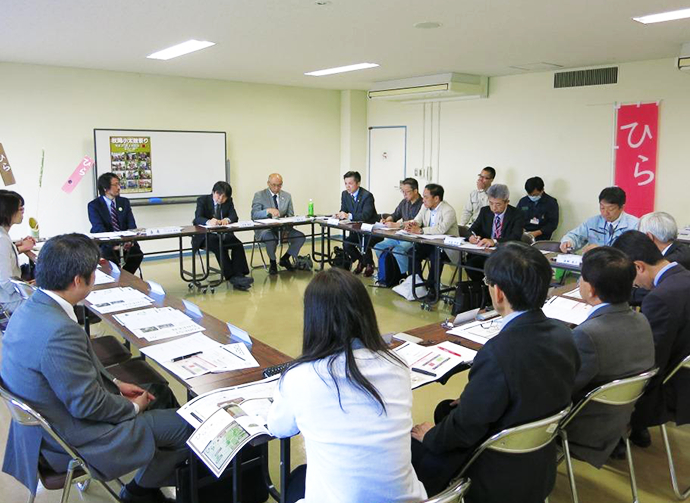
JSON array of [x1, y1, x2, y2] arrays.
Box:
[[411, 367, 437, 377], [222, 346, 246, 361], [172, 351, 203, 362]]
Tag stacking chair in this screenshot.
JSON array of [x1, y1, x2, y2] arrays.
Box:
[[658, 354, 690, 500], [0, 378, 123, 503], [531, 240, 562, 253], [419, 477, 471, 503], [455, 405, 571, 502], [558, 368, 659, 503], [521, 232, 536, 245]]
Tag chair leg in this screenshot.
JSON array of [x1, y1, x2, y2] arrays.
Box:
[[624, 436, 640, 503], [560, 432, 580, 503], [77, 478, 91, 492], [26, 491, 35, 503], [95, 479, 124, 503], [661, 423, 690, 500], [60, 460, 78, 503]]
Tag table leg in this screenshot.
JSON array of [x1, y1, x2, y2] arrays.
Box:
[[280, 438, 291, 503]]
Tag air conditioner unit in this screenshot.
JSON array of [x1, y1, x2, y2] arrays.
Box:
[[678, 42, 690, 72], [368, 73, 488, 102]]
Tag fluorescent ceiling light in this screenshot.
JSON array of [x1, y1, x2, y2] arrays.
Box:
[[305, 63, 379, 76], [147, 40, 215, 60], [633, 8, 690, 24]]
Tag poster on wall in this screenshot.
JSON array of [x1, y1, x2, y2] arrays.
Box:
[[614, 103, 659, 217], [109, 136, 152, 193]]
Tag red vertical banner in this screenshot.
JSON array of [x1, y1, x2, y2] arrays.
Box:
[[614, 103, 659, 217]]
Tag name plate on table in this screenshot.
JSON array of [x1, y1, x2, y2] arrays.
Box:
[[229, 221, 255, 228], [444, 236, 465, 247], [556, 254, 583, 266], [360, 223, 374, 232], [326, 218, 341, 226]]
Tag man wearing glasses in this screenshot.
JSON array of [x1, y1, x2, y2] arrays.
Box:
[[459, 167, 496, 226], [87, 172, 143, 274]]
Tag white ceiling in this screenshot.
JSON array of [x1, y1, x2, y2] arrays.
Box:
[[2, 0, 690, 90]]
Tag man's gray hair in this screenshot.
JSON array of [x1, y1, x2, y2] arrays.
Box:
[[487, 184, 510, 201], [639, 212, 678, 243]]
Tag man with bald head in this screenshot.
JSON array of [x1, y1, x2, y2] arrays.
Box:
[[251, 173, 306, 275]]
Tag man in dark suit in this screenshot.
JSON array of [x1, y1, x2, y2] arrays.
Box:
[[566, 247, 654, 465], [411, 242, 579, 503], [87, 172, 143, 274], [465, 184, 525, 281], [613, 230, 690, 448], [336, 170, 380, 277], [192, 181, 253, 290], [1, 234, 189, 503], [516, 176, 560, 241]]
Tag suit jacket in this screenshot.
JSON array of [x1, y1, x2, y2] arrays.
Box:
[[87, 195, 137, 233], [191, 194, 239, 246], [340, 188, 377, 224], [413, 200, 460, 263], [635, 265, 690, 427], [250, 189, 295, 238], [1, 291, 155, 493], [423, 310, 580, 503], [666, 241, 690, 270], [468, 205, 525, 243], [566, 303, 654, 467], [516, 192, 559, 240]]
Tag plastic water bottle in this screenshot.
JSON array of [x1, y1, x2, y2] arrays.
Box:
[[307, 199, 314, 217]]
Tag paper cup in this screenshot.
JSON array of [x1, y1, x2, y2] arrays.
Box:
[[29, 217, 39, 240]]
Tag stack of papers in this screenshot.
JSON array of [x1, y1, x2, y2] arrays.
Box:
[[447, 319, 502, 345], [94, 269, 116, 285], [86, 287, 152, 313], [393, 341, 477, 389], [113, 306, 205, 341], [253, 218, 282, 225], [145, 226, 183, 236], [88, 230, 137, 240], [562, 287, 583, 300], [542, 296, 592, 325], [140, 333, 259, 380]]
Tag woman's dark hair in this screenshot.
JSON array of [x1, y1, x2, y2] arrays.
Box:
[[525, 176, 545, 193], [0, 191, 23, 227], [97, 172, 119, 196], [36, 234, 101, 290], [284, 268, 403, 413], [581, 247, 636, 304], [484, 242, 552, 311]]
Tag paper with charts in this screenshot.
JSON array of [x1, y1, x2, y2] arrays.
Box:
[[181, 376, 279, 478], [447, 319, 502, 345], [393, 340, 477, 389], [85, 287, 152, 314], [113, 306, 205, 341], [140, 333, 259, 380]]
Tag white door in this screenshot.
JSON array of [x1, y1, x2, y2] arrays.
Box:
[[368, 126, 407, 214]]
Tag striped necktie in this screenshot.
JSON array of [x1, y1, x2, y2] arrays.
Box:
[[493, 215, 502, 239], [109, 200, 120, 231]]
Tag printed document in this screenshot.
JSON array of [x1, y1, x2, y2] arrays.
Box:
[[447, 319, 502, 345], [542, 296, 592, 325], [394, 341, 477, 389], [113, 306, 204, 341], [85, 287, 152, 314]]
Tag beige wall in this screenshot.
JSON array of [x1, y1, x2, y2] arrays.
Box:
[[368, 58, 690, 238], [0, 62, 346, 252]]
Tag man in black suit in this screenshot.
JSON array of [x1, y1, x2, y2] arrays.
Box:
[[87, 173, 143, 274], [516, 176, 560, 241], [613, 230, 690, 448], [465, 184, 525, 281], [192, 181, 253, 291], [336, 171, 380, 277], [411, 242, 579, 503]]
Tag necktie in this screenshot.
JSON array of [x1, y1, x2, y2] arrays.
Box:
[[214, 203, 221, 220], [607, 223, 615, 245], [273, 194, 279, 209], [493, 215, 502, 239], [110, 200, 120, 231]]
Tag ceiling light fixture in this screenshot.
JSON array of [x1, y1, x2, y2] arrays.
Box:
[[414, 21, 442, 29], [305, 62, 379, 76], [633, 7, 690, 24], [315, 1, 331, 5], [147, 40, 216, 60]]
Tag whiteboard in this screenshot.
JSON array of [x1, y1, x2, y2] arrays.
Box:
[[93, 129, 227, 201]]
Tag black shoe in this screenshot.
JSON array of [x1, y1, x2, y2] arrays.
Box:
[[363, 264, 375, 277], [279, 254, 295, 271], [230, 276, 253, 289], [630, 427, 652, 448], [609, 439, 627, 460], [353, 261, 365, 275], [120, 486, 175, 503], [269, 261, 278, 275]]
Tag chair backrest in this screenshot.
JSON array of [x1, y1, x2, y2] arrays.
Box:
[[458, 225, 471, 238], [560, 368, 659, 429], [11, 279, 37, 301], [531, 240, 562, 253], [420, 477, 471, 503], [521, 233, 535, 245], [663, 354, 690, 385], [457, 405, 571, 477]]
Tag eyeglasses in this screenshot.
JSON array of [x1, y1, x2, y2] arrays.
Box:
[[480, 319, 499, 329]]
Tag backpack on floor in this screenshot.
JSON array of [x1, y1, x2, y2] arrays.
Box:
[[376, 249, 402, 288], [451, 280, 489, 315], [331, 246, 352, 271]]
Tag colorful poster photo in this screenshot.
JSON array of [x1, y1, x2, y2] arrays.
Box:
[[109, 136, 152, 193]]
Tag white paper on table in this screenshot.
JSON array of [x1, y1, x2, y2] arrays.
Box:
[[395, 230, 414, 236], [542, 296, 592, 325], [393, 341, 476, 389], [447, 319, 502, 345], [562, 287, 583, 300], [326, 218, 341, 226], [141, 333, 220, 361], [455, 242, 496, 251], [88, 230, 137, 239], [113, 306, 205, 341], [145, 226, 183, 236], [85, 287, 152, 314], [556, 254, 583, 266], [201, 224, 232, 229], [94, 269, 116, 285], [227, 221, 256, 228], [418, 234, 449, 241], [178, 375, 281, 428], [253, 218, 281, 225], [278, 216, 309, 223], [160, 343, 259, 381]]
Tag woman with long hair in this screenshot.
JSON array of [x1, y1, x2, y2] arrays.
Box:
[[267, 268, 426, 503]]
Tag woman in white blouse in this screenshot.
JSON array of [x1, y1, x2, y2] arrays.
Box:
[[0, 191, 35, 314], [267, 268, 426, 503]]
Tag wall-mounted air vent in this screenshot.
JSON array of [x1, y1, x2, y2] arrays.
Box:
[[554, 67, 618, 88]]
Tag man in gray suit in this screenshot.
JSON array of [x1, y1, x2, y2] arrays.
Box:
[[251, 173, 305, 275], [565, 247, 654, 465], [1, 234, 190, 503]]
